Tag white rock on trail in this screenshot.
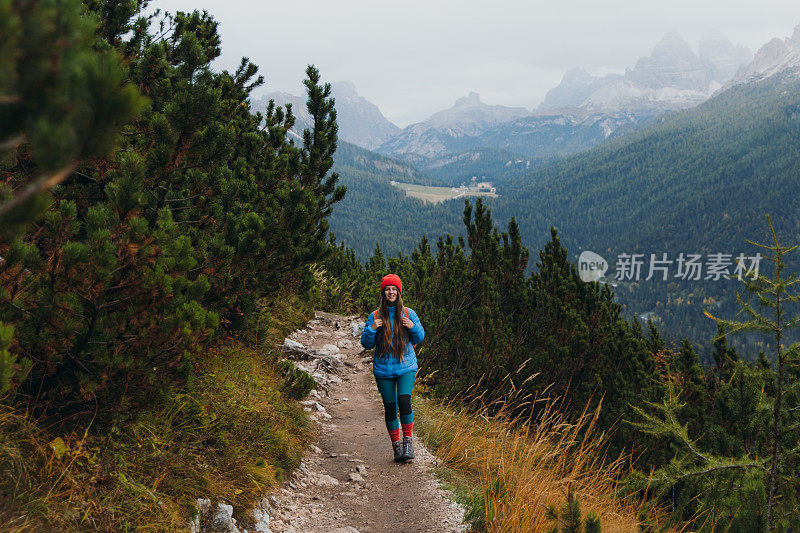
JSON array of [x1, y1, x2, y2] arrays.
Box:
[[212, 502, 239, 532], [347, 472, 365, 483], [350, 321, 364, 337], [310, 473, 339, 486], [251, 507, 270, 533], [283, 338, 304, 350], [319, 344, 340, 355], [188, 498, 212, 532]]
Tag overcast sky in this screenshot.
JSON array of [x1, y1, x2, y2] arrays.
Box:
[[149, 0, 800, 128]]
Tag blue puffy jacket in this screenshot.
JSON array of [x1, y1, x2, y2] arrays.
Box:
[[360, 305, 425, 378]]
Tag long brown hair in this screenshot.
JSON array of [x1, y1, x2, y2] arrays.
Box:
[[376, 290, 409, 361]]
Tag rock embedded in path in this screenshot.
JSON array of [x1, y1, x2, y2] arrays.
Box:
[[251, 507, 271, 533], [350, 321, 364, 337], [283, 338, 304, 350], [319, 344, 340, 355], [212, 503, 238, 532], [188, 497, 212, 533], [310, 473, 339, 486], [347, 472, 365, 483]]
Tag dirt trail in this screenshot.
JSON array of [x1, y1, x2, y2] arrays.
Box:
[[266, 311, 468, 533]]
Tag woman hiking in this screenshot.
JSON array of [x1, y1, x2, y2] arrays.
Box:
[[360, 274, 425, 463]]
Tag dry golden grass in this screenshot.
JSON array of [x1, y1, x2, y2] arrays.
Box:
[[413, 382, 670, 533]]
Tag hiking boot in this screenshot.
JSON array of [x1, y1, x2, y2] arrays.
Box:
[[392, 440, 404, 462], [402, 436, 414, 461]]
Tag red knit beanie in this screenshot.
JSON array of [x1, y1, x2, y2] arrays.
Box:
[[380, 273, 402, 295]]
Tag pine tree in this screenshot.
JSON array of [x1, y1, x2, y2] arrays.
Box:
[[0, 0, 142, 235], [0, 0, 142, 394], [527, 226, 663, 452], [0, 2, 346, 414], [631, 215, 800, 530], [704, 214, 800, 530]]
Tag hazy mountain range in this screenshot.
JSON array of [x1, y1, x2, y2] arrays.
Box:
[[730, 24, 800, 84], [255, 24, 800, 171], [556, 31, 752, 114], [252, 81, 399, 150], [327, 27, 800, 358]]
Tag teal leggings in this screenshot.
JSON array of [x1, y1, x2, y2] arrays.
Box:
[[375, 370, 416, 431]]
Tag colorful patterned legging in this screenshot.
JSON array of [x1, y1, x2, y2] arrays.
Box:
[[374, 370, 417, 431]]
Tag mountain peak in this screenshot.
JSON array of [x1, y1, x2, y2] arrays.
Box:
[[653, 31, 695, 57], [332, 80, 359, 98], [730, 22, 800, 85], [262, 82, 399, 151], [699, 31, 752, 83], [561, 68, 594, 83], [455, 92, 482, 106], [792, 22, 800, 44], [699, 29, 733, 46], [624, 30, 708, 92]]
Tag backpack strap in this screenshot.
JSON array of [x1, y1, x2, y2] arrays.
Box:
[[405, 307, 418, 350], [373, 307, 419, 351]]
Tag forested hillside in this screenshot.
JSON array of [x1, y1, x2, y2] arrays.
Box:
[[488, 72, 800, 360], [334, 72, 800, 360], [329, 142, 466, 259]]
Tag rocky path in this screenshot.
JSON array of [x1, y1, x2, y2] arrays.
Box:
[[266, 311, 468, 533]]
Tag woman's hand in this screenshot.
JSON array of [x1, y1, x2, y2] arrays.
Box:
[[371, 317, 383, 330], [401, 315, 413, 328]]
